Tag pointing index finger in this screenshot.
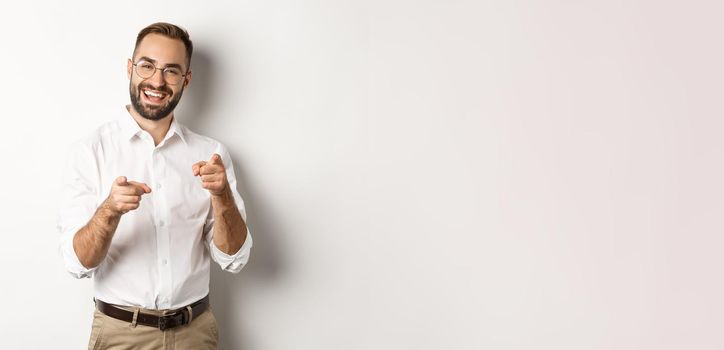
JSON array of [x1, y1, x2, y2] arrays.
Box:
[[127, 181, 152, 194], [210, 153, 223, 165]]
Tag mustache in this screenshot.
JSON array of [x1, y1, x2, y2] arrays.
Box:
[[137, 83, 173, 95]]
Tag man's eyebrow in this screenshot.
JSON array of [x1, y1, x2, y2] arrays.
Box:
[[137, 56, 184, 69], [137, 56, 157, 64], [163, 63, 184, 69]]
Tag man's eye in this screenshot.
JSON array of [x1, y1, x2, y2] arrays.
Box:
[[139, 63, 154, 70], [165, 69, 181, 76]]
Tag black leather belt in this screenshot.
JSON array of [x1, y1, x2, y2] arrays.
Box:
[[95, 295, 209, 331]]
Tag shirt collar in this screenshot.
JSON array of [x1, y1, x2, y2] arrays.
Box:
[[119, 105, 187, 145], [165, 116, 187, 144]]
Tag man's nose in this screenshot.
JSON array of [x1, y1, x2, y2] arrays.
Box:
[[147, 68, 167, 86]]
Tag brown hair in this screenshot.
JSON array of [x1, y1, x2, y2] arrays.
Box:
[[133, 22, 193, 68]]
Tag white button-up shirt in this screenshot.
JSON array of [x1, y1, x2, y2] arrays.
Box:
[[57, 107, 252, 309]]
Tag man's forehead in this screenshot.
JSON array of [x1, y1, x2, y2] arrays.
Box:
[[134, 33, 187, 66]]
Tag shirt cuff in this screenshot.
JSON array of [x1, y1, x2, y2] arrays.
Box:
[[60, 227, 97, 279], [209, 227, 253, 273]]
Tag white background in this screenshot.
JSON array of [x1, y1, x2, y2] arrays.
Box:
[[1, 1, 723, 349]]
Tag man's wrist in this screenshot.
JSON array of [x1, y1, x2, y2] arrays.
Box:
[[99, 198, 123, 220], [210, 184, 234, 206]]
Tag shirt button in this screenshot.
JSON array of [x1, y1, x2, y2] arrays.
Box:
[[162, 259, 168, 265], [159, 220, 165, 227], [157, 183, 162, 190]]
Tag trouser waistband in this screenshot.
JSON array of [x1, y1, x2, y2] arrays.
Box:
[[94, 295, 210, 331]]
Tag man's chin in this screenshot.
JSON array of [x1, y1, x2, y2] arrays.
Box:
[[140, 109, 168, 121], [139, 103, 171, 120]]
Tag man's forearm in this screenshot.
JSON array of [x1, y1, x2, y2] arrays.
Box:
[[210, 188, 247, 255], [73, 200, 121, 269]]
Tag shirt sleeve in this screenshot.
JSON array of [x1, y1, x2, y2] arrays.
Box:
[[203, 142, 253, 273], [56, 141, 100, 279]]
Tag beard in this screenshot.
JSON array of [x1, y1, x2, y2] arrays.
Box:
[[129, 82, 184, 121]]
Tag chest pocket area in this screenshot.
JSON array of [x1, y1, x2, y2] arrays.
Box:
[[169, 178, 211, 225]]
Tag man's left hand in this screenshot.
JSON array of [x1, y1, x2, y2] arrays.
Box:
[[192, 153, 228, 196]]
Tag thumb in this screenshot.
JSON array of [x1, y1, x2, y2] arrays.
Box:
[[115, 176, 128, 186]]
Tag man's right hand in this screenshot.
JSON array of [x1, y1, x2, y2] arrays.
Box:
[[73, 176, 151, 268], [103, 176, 152, 215]]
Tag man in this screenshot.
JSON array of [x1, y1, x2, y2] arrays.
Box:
[[57, 22, 252, 349]]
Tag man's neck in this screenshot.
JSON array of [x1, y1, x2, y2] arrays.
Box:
[[126, 105, 173, 146]]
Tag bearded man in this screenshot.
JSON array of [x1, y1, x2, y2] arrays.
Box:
[[57, 22, 252, 350]]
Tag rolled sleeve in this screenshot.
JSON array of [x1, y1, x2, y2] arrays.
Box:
[[209, 227, 253, 273], [56, 142, 100, 279], [59, 225, 97, 279], [204, 142, 253, 273]]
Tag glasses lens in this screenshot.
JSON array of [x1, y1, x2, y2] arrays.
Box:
[[163, 68, 183, 85], [135, 61, 155, 78]]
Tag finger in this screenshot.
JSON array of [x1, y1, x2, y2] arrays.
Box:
[[116, 194, 141, 203], [128, 181, 152, 194], [192, 161, 207, 176], [120, 202, 140, 212], [117, 185, 146, 196], [201, 173, 221, 182], [201, 181, 222, 190], [115, 176, 128, 186], [199, 164, 223, 175]]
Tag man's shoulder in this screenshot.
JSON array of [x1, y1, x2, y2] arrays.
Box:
[[71, 119, 122, 150]]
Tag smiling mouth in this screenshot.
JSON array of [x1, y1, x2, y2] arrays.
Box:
[[141, 88, 169, 104]]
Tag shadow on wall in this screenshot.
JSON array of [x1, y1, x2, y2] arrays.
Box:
[[180, 48, 215, 130], [183, 47, 287, 350]]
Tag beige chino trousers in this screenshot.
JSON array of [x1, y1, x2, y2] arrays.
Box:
[[87, 305, 219, 350]]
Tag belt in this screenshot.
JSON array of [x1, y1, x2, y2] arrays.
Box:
[[95, 295, 210, 331]]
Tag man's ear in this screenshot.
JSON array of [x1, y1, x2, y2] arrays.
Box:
[[127, 59, 133, 79], [183, 70, 192, 87]]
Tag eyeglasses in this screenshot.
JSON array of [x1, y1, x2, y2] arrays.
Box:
[[132, 60, 188, 85]]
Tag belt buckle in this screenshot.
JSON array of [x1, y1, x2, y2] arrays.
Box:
[[158, 310, 188, 331], [158, 314, 175, 331]]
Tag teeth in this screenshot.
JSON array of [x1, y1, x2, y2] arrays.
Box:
[[144, 90, 165, 98]]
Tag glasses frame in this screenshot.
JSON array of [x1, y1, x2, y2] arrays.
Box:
[[132, 60, 189, 85]]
